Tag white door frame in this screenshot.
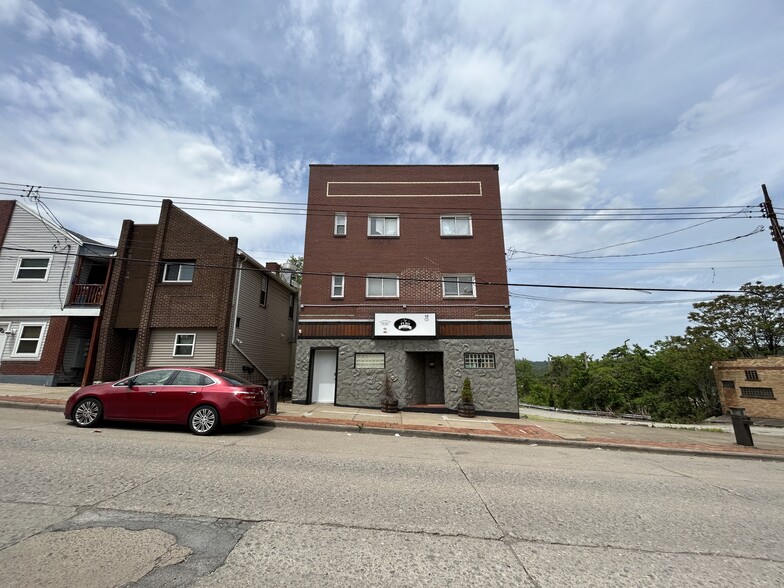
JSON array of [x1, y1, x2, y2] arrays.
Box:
[[0, 322, 9, 365], [310, 348, 337, 404]]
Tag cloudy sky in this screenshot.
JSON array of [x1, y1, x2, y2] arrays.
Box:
[[1, 0, 782, 360]]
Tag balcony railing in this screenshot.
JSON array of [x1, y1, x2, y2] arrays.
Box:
[[68, 284, 105, 306]]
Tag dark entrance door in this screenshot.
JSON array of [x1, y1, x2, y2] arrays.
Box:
[[406, 352, 444, 405]]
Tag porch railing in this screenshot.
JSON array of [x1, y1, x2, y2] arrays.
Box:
[[68, 284, 105, 306]]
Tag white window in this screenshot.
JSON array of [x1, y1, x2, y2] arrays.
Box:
[[368, 215, 399, 237], [173, 333, 196, 357], [332, 274, 345, 298], [440, 215, 472, 237], [366, 276, 399, 297], [14, 257, 51, 281], [354, 353, 385, 369], [162, 262, 195, 283], [334, 213, 347, 236], [443, 275, 475, 297], [260, 275, 269, 306], [13, 323, 45, 356], [464, 352, 496, 369]]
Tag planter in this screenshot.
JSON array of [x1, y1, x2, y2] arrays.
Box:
[[457, 400, 476, 418], [381, 399, 399, 413]]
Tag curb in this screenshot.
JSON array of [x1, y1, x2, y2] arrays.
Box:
[[3, 398, 783, 462], [259, 419, 784, 462]]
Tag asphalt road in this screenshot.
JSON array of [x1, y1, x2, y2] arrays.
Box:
[[1, 407, 783, 587]]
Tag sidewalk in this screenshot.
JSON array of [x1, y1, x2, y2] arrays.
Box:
[[2, 383, 784, 460]]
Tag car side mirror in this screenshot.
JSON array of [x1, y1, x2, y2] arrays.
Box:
[[127, 377, 136, 387]]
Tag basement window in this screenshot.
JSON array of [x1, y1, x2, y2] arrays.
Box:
[[740, 387, 775, 399]]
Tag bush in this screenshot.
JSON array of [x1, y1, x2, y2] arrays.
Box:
[[461, 378, 474, 403]]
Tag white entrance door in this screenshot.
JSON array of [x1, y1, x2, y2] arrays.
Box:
[[311, 349, 337, 403]]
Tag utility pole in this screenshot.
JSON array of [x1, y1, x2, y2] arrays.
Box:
[[761, 184, 784, 269]]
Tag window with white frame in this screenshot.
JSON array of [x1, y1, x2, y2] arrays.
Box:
[[162, 262, 195, 283], [332, 274, 345, 298], [443, 275, 475, 297], [173, 333, 196, 357], [464, 352, 496, 369], [14, 257, 51, 281], [13, 323, 45, 356], [334, 213, 347, 236], [440, 215, 472, 237], [260, 275, 269, 306], [366, 275, 399, 297], [368, 215, 399, 237]]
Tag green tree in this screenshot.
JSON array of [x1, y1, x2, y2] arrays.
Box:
[[286, 255, 303, 286], [646, 334, 727, 421], [687, 282, 784, 357]]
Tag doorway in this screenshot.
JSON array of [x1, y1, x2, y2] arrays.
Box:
[[310, 348, 338, 403], [407, 352, 444, 405]]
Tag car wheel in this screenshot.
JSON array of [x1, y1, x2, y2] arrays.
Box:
[[189, 405, 219, 435], [73, 398, 102, 427]]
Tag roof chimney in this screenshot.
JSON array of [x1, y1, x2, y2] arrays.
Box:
[[266, 262, 281, 273]]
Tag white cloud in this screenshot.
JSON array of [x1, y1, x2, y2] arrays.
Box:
[[177, 68, 220, 104]]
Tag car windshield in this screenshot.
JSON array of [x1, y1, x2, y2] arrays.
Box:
[[219, 372, 253, 387]]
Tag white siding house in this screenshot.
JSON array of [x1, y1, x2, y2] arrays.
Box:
[[0, 201, 115, 385]]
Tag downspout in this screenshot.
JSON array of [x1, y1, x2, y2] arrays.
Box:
[[231, 256, 243, 346]]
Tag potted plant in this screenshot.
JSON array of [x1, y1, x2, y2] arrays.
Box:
[[457, 377, 476, 418], [380, 374, 399, 413]]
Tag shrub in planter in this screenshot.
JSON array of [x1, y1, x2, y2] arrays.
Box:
[[458, 377, 476, 418]]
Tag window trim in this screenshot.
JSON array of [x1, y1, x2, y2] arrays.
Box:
[[13, 256, 52, 282], [331, 274, 345, 299], [354, 353, 386, 369], [442, 275, 476, 298], [366, 275, 399, 298], [162, 262, 195, 283], [440, 214, 473, 237], [367, 215, 400, 237], [259, 275, 269, 307], [172, 333, 196, 357], [464, 352, 496, 369], [12, 322, 46, 358], [334, 213, 347, 236]]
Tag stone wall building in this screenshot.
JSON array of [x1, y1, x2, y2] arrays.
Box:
[[713, 357, 784, 420], [292, 164, 519, 417]]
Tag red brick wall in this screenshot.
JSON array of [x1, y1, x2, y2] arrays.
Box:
[[0, 200, 16, 246], [301, 165, 511, 322], [0, 316, 69, 379]]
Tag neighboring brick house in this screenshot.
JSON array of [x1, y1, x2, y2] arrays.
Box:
[[93, 200, 298, 390], [713, 357, 784, 420], [292, 164, 519, 417], [0, 200, 115, 386]]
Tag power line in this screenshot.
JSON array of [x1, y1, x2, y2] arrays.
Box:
[[0, 244, 748, 294]]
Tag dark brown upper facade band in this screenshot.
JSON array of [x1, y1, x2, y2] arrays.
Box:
[[299, 321, 513, 339]]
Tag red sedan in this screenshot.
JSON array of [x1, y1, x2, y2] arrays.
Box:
[[64, 368, 269, 435]]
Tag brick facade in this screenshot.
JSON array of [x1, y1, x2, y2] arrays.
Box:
[[294, 164, 518, 417], [713, 357, 784, 420], [93, 200, 296, 385]]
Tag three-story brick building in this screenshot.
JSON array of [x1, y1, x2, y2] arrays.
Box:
[[292, 164, 518, 417]]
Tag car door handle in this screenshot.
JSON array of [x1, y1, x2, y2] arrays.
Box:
[[187, 390, 198, 394], [146, 391, 156, 395]]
